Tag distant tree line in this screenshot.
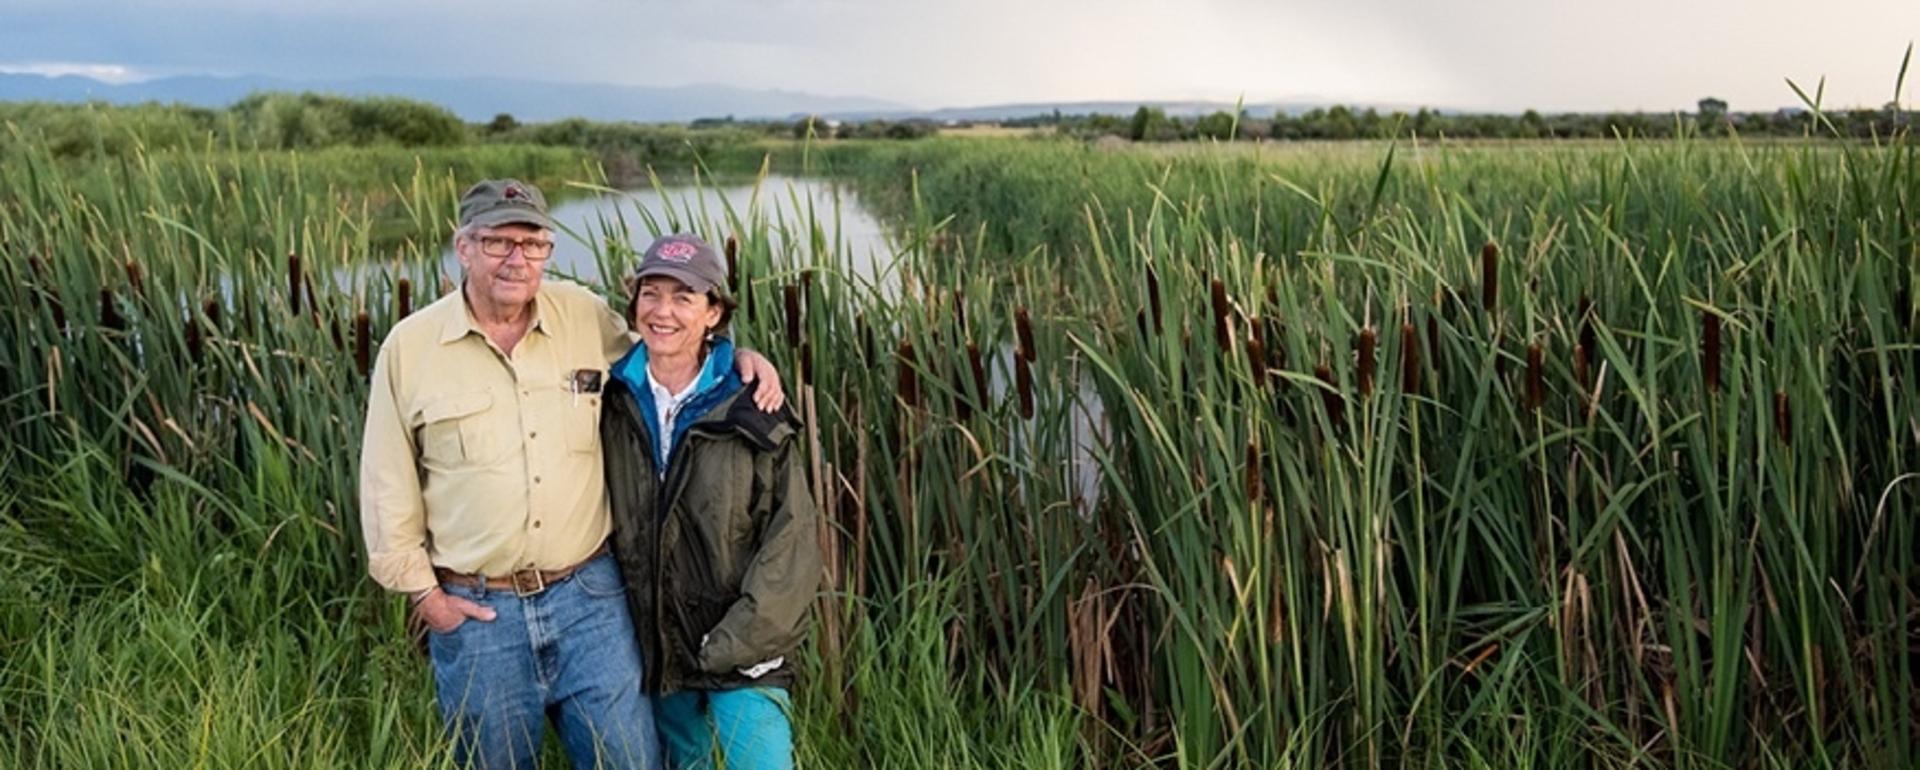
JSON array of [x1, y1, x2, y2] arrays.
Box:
[[0, 94, 937, 165], [1022, 100, 1916, 142]]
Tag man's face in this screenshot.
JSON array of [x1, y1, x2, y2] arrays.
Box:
[[457, 223, 552, 314]]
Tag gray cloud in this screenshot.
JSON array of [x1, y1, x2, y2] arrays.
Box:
[[1, 0, 1913, 110]]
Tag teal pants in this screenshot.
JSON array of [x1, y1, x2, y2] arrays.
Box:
[[657, 687, 794, 770]]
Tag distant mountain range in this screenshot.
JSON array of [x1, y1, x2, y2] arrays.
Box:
[[0, 72, 1405, 123]]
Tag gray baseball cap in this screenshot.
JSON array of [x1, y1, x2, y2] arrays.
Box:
[[634, 233, 731, 302], [458, 179, 554, 230]]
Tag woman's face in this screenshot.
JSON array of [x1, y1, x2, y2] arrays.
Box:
[[631, 276, 722, 359]]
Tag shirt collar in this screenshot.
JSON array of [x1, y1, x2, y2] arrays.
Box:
[[438, 282, 552, 345]]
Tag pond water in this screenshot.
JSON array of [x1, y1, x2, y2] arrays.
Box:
[[438, 175, 900, 299]]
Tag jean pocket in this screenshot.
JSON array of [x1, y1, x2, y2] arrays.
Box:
[[573, 559, 628, 599]]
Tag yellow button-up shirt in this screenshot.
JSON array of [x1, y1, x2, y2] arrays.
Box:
[[358, 280, 633, 592]]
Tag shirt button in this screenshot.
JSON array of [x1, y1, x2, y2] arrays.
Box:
[[533, 520, 542, 529], [533, 476, 542, 484], [529, 431, 538, 440]]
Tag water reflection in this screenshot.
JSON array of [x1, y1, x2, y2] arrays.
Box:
[[438, 175, 899, 299]]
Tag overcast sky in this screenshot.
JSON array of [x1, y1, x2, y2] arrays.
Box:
[[2, 0, 1915, 112]]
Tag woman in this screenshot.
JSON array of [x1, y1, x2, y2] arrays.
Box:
[[601, 233, 819, 770]]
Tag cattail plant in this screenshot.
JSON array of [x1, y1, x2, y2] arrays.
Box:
[[1702, 309, 1721, 395], [98, 288, 123, 333], [1316, 360, 1344, 430], [1401, 320, 1421, 394], [202, 296, 222, 330], [800, 341, 813, 387], [1357, 325, 1377, 397], [963, 343, 986, 420], [1210, 278, 1231, 352], [354, 311, 371, 377], [1244, 440, 1262, 505], [897, 340, 919, 409], [1014, 306, 1035, 362], [1480, 242, 1499, 316], [1014, 353, 1033, 420], [288, 251, 303, 315], [396, 277, 412, 319], [783, 283, 803, 348], [952, 288, 967, 337], [1145, 263, 1162, 330], [724, 234, 739, 295], [1774, 390, 1791, 445], [184, 317, 204, 364], [124, 258, 143, 299], [1245, 318, 1268, 384]]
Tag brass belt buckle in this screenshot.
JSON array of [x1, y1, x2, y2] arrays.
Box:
[[511, 568, 548, 597]]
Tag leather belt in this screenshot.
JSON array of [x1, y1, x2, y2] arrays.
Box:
[[434, 543, 610, 597]]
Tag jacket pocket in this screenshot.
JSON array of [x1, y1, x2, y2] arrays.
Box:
[[418, 391, 496, 468]]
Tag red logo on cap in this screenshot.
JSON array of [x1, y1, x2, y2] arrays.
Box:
[[504, 185, 522, 199], [657, 241, 698, 262]]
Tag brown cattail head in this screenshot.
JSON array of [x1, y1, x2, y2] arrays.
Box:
[[1210, 279, 1231, 352], [1145, 264, 1162, 331], [1702, 310, 1722, 395], [724, 235, 740, 295], [330, 316, 344, 350], [1014, 354, 1034, 420], [1425, 312, 1440, 383], [1244, 440, 1263, 505], [1245, 318, 1268, 384], [1573, 343, 1590, 390], [952, 289, 967, 338], [783, 283, 802, 348], [856, 313, 874, 362], [1774, 390, 1791, 445], [202, 296, 222, 329], [897, 340, 919, 409], [1266, 317, 1288, 373], [305, 275, 321, 326], [396, 277, 413, 319], [98, 288, 123, 332], [288, 251, 304, 315], [1480, 242, 1499, 317], [1577, 294, 1595, 355], [185, 317, 204, 363], [1401, 321, 1421, 394], [124, 259, 143, 298], [1015, 306, 1035, 362], [1526, 341, 1545, 410], [799, 341, 813, 387], [1315, 361, 1344, 430], [964, 343, 987, 420], [354, 311, 372, 377], [1357, 326, 1377, 396], [1135, 309, 1149, 342]]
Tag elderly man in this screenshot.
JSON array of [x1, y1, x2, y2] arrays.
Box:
[[359, 179, 783, 770]]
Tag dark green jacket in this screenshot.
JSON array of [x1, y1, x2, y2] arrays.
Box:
[[601, 357, 820, 694]]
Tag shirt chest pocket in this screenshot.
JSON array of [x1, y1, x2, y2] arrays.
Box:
[[418, 392, 501, 468], [563, 395, 601, 454]]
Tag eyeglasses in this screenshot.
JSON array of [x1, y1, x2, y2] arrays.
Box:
[[474, 234, 556, 262]]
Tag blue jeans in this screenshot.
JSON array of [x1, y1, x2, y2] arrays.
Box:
[[428, 553, 661, 770], [656, 688, 794, 770]]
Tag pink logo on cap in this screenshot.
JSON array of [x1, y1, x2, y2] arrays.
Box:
[[656, 241, 699, 262], [504, 185, 522, 199]]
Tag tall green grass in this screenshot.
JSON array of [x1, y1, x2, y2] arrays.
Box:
[[0, 124, 1913, 769]]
